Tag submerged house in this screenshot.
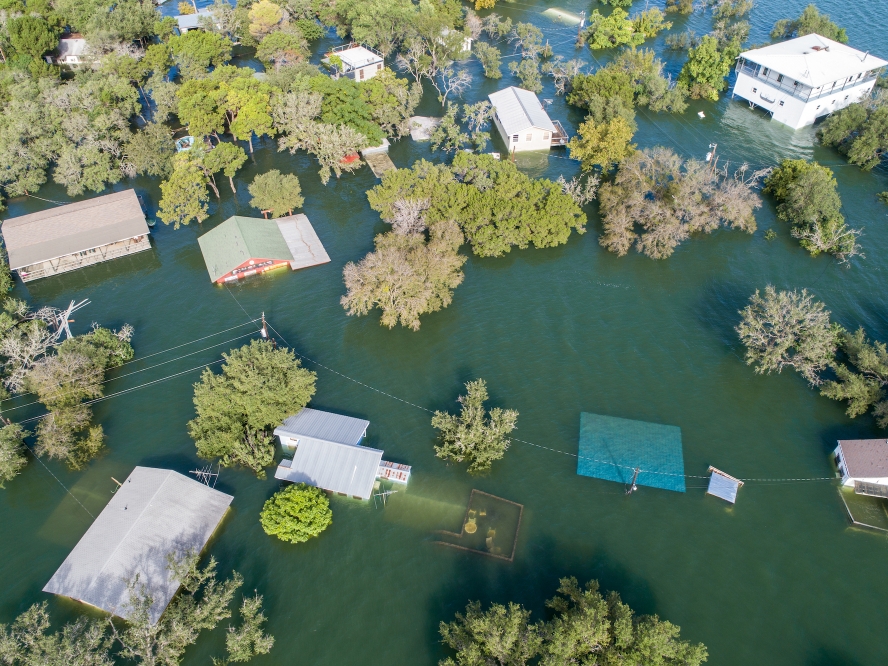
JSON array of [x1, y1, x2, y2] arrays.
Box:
[[834, 439, 888, 497], [732, 34, 887, 129], [175, 8, 215, 33], [44, 35, 87, 65], [1, 189, 151, 282], [197, 214, 329, 284], [324, 43, 384, 81], [488, 86, 568, 153], [43, 467, 232, 623], [274, 408, 410, 500]]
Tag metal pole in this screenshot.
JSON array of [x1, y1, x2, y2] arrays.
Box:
[[626, 467, 640, 495], [576, 11, 586, 48]]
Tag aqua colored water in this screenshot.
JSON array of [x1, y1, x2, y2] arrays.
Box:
[[2, 1, 888, 663]]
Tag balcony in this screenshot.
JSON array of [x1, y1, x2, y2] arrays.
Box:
[[736, 59, 881, 103]]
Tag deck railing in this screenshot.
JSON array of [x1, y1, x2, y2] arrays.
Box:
[[736, 59, 881, 103]]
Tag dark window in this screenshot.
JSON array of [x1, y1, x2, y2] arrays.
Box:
[[752, 87, 757, 93], [511, 134, 518, 142], [779, 101, 784, 106], [777, 74, 783, 83], [762, 67, 769, 76]]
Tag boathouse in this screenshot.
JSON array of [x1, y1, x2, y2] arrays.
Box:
[[488, 86, 567, 153], [834, 439, 888, 496], [324, 43, 384, 81], [43, 467, 232, 623], [732, 34, 887, 129], [1, 189, 151, 282], [197, 214, 330, 284]]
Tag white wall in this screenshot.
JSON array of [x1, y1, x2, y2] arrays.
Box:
[[354, 62, 383, 81], [493, 114, 552, 153], [732, 72, 876, 129]]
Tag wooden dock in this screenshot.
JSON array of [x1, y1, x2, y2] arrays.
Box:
[[364, 152, 396, 178]]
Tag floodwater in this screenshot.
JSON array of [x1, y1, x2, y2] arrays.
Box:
[[2, 1, 888, 664]]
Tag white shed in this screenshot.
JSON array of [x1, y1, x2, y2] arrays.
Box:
[[326, 43, 384, 81], [732, 34, 887, 129], [834, 439, 888, 496], [488, 86, 566, 153]]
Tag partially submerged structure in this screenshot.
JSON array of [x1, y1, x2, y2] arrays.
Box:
[[274, 408, 410, 500], [706, 467, 744, 504], [488, 86, 568, 153], [175, 8, 215, 33], [732, 34, 887, 129], [324, 43, 384, 81], [834, 439, 888, 496], [1, 189, 151, 282], [435, 490, 524, 562], [197, 214, 329, 284], [44, 35, 87, 66], [43, 467, 232, 622], [409, 116, 442, 141]]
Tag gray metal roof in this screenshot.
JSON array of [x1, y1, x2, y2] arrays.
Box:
[[275, 214, 331, 271], [488, 86, 556, 136], [706, 467, 743, 504], [43, 467, 232, 623], [176, 9, 213, 31], [275, 439, 383, 500], [275, 408, 369, 447], [838, 439, 888, 479], [1, 190, 149, 270]]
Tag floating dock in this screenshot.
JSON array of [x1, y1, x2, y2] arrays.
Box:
[[706, 466, 744, 504], [364, 152, 396, 178]]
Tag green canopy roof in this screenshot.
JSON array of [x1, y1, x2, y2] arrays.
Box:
[[197, 216, 294, 282]]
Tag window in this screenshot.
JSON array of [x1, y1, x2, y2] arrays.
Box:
[[377, 64, 382, 70], [526, 133, 532, 141], [844, 95, 849, 100], [752, 87, 757, 93], [779, 101, 784, 106], [776, 74, 783, 83], [543, 133, 549, 140], [511, 134, 518, 142], [762, 67, 769, 76], [359, 69, 364, 80]]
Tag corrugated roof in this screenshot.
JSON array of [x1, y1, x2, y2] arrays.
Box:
[[275, 408, 369, 447], [197, 216, 295, 282], [274, 440, 382, 500], [740, 34, 888, 87], [488, 86, 556, 136], [1, 190, 149, 270], [176, 9, 213, 30], [706, 467, 743, 504], [43, 467, 232, 623], [838, 439, 888, 479], [275, 214, 330, 270]]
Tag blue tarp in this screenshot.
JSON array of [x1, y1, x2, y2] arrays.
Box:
[[577, 413, 686, 493]]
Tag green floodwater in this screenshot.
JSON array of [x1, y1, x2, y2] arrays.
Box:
[[2, 1, 888, 664]]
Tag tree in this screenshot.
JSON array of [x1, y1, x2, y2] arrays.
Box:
[[0, 602, 113, 665], [260, 483, 332, 544], [216, 75, 276, 153], [188, 340, 317, 478], [158, 157, 210, 229], [431, 379, 518, 474], [473, 41, 502, 79], [678, 35, 735, 101], [508, 58, 542, 93], [169, 30, 232, 80], [439, 601, 542, 666], [568, 116, 636, 170], [248, 0, 284, 39], [764, 159, 861, 261], [248, 169, 304, 217], [178, 78, 226, 139], [736, 286, 839, 387], [665, 0, 694, 14], [0, 422, 28, 488], [123, 121, 175, 178], [221, 594, 275, 663], [598, 147, 764, 259], [203, 141, 248, 193], [361, 68, 422, 139], [584, 9, 643, 50], [7, 16, 57, 59], [429, 105, 468, 153], [771, 4, 847, 43], [818, 98, 888, 170], [256, 30, 309, 70]]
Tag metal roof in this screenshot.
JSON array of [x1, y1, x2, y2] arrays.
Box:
[[56, 37, 87, 58], [740, 34, 887, 87], [488, 86, 556, 136], [1, 190, 149, 270], [838, 439, 888, 479], [275, 214, 330, 270], [335, 45, 383, 69], [197, 216, 295, 282], [706, 467, 743, 504], [43, 467, 232, 623], [274, 442, 382, 499], [275, 408, 369, 447], [176, 9, 213, 30]]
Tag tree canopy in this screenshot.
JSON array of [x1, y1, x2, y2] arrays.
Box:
[[260, 483, 333, 543], [678, 35, 737, 101], [818, 95, 888, 170], [248, 169, 304, 217], [188, 340, 317, 478], [771, 4, 847, 43]]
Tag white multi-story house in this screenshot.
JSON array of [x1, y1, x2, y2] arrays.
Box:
[[732, 34, 886, 129], [488, 86, 568, 153]]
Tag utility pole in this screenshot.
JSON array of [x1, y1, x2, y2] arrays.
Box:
[[576, 11, 586, 48], [626, 467, 640, 495], [707, 143, 718, 174], [260, 312, 268, 338]]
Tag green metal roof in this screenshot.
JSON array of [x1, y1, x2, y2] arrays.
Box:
[[197, 216, 294, 282]]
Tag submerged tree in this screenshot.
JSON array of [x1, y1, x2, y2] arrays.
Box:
[[771, 4, 847, 43], [440, 601, 541, 666], [220, 593, 275, 663], [158, 158, 210, 229], [678, 35, 737, 101], [818, 96, 888, 170], [260, 483, 332, 544], [188, 340, 317, 478], [248, 170, 304, 217], [568, 116, 636, 170], [0, 423, 29, 488], [431, 379, 518, 474]]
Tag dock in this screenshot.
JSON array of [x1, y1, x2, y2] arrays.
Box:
[[364, 152, 396, 178]]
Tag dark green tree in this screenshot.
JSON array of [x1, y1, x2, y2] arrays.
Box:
[[818, 100, 888, 170], [203, 141, 248, 193], [0, 422, 28, 488], [158, 156, 210, 228], [260, 483, 332, 544], [771, 4, 847, 43], [440, 601, 541, 666], [678, 35, 736, 101], [220, 594, 275, 663], [821, 328, 888, 427], [169, 29, 232, 79], [7, 16, 57, 59]]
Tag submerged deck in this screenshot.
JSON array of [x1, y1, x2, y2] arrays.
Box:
[[364, 153, 396, 178], [551, 119, 569, 147]]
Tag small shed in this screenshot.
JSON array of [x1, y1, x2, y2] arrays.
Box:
[[274, 408, 383, 500], [325, 43, 384, 81], [45, 35, 87, 65], [488, 86, 567, 153], [43, 467, 232, 623], [706, 467, 744, 504], [834, 439, 888, 496], [1, 189, 150, 282], [197, 214, 329, 284]]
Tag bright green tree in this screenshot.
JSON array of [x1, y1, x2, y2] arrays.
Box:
[[260, 483, 332, 543], [0, 423, 29, 488], [771, 4, 847, 43], [508, 58, 542, 93], [169, 29, 232, 79], [361, 68, 422, 139], [222, 594, 275, 662], [188, 340, 316, 478], [473, 42, 502, 79], [678, 35, 734, 100], [177, 78, 226, 138], [440, 601, 541, 666], [248, 0, 283, 39], [568, 116, 636, 170], [256, 30, 309, 70], [818, 100, 888, 170], [202, 141, 247, 193], [584, 9, 643, 50], [248, 169, 304, 217], [216, 76, 276, 152], [158, 158, 210, 229], [431, 379, 518, 474]]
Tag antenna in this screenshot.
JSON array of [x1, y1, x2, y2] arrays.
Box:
[[373, 488, 397, 508], [625, 467, 640, 495], [189, 464, 219, 488]]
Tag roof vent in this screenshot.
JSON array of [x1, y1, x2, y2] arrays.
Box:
[[811, 46, 823, 51]]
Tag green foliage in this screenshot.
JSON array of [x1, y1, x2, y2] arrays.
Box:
[[335, 0, 416, 55], [678, 35, 736, 101], [248, 0, 284, 39], [203, 141, 248, 193], [221, 594, 275, 662], [818, 99, 888, 170], [764, 228, 777, 241], [124, 121, 175, 178], [439, 577, 708, 666], [256, 29, 309, 70], [169, 29, 232, 79], [473, 41, 502, 79], [599, 0, 632, 7], [360, 68, 421, 138], [771, 4, 847, 43], [158, 156, 210, 229], [7, 16, 58, 59], [0, 602, 113, 665], [822, 329, 888, 426], [260, 483, 332, 543], [248, 169, 303, 216], [764, 159, 861, 260], [632, 7, 671, 38], [568, 116, 636, 170], [188, 340, 317, 478], [309, 75, 383, 146], [508, 58, 542, 93], [584, 9, 642, 50], [294, 18, 323, 41], [0, 423, 29, 488], [736, 286, 840, 387], [432, 378, 518, 474], [178, 78, 227, 137], [665, 0, 694, 14], [429, 104, 468, 153]]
